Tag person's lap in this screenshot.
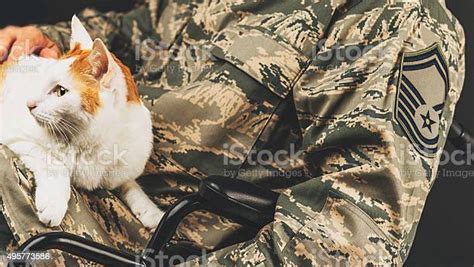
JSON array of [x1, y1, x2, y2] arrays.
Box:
[[0, 143, 242, 265], [0, 144, 152, 265]]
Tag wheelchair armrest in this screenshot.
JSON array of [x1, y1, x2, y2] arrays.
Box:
[[145, 176, 280, 257], [199, 176, 280, 228]]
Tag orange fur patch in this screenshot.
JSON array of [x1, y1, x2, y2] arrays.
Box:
[[66, 44, 140, 113], [63, 44, 84, 59], [68, 47, 102, 114]]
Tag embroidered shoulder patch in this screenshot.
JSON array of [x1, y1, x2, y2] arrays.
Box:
[[395, 43, 449, 157]]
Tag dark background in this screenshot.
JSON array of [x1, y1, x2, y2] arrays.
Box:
[[405, 1, 474, 266], [0, 1, 472, 266]]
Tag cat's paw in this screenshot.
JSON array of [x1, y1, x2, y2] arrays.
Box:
[[132, 201, 164, 229], [35, 186, 69, 227]]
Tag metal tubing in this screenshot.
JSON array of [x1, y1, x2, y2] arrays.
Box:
[[15, 232, 143, 266], [143, 193, 205, 262], [449, 121, 473, 150]]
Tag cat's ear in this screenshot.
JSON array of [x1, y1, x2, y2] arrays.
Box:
[[70, 15, 93, 49], [88, 39, 117, 87]]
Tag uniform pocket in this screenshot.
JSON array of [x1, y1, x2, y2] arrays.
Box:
[[149, 26, 310, 178], [279, 190, 400, 265], [210, 25, 310, 99], [328, 189, 395, 243]]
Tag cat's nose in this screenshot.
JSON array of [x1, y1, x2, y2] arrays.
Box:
[[27, 100, 37, 112]]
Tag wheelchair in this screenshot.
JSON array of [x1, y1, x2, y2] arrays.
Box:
[[10, 121, 473, 267]]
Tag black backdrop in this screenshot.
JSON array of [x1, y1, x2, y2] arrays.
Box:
[[0, 1, 472, 266], [405, 2, 474, 266]]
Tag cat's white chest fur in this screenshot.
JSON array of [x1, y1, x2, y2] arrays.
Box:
[[46, 103, 154, 191], [0, 16, 163, 229], [69, 104, 154, 191]]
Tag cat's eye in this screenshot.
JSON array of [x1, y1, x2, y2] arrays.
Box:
[[54, 86, 69, 97]]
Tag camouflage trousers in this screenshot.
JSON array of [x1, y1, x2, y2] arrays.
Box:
[[0, 144, 150, 266], [0, 144, 244, 266]]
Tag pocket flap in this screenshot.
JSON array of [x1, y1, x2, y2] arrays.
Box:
[[210, 27, 309, 98]]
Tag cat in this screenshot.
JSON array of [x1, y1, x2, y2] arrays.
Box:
[[0, 16, 163, 229]]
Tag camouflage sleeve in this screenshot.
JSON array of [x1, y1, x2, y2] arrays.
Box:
[[38, 1, 154, 62], [187, 1, 465, 266]]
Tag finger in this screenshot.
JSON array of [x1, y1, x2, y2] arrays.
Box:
[[39, 48, 60, 59], [7, 36, 44, 62], [0, 33, 15, 62], [42, 38, 61, 58], [33, 33, 61, 59], [7, 27, 49, 61], [7, 40, 30, 62]]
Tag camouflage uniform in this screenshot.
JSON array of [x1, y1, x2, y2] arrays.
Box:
[[0, 0, 465, 266]]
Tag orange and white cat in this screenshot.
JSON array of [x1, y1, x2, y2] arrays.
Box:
[[0, 16, 163, 228]]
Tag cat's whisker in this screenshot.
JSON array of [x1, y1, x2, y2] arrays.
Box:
[[56, 122, 71, 143], [60, 119, 86, 139], [35, 114, 54, 141], [46, 122, 60, 144], [50, 123, 61, 143], [34, 113, 80, 144], [60, 119, 81, 134], [57, 119, 87, 144], [57, 125, 69, 142], [41, 115, 68, 143], [58, 119, 80, 133], [57, 120, 80, 143]]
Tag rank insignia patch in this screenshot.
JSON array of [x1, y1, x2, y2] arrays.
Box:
[[395, 43, 449, 157]]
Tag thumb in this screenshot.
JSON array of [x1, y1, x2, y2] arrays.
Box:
[[39, 48, 60, 59]]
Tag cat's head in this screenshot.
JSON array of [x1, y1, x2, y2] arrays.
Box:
[[24, 16, 140, 142]]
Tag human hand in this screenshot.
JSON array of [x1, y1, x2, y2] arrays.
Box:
[[0, 25, 61, 62]]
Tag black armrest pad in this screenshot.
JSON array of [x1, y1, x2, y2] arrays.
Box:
[[199, 176, 279, 228]]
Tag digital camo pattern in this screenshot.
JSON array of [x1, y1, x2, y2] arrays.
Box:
[[0, 0, 465, 266], [0, 145, 151, 266]]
